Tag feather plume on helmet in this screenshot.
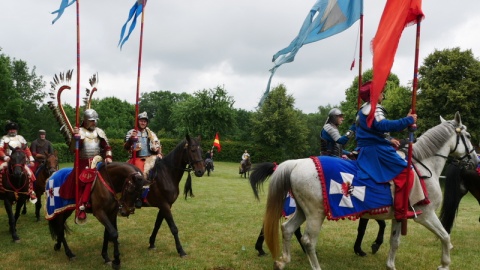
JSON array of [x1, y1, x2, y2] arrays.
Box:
[[47, 70, 74, 146]]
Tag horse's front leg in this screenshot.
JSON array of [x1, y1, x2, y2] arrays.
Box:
[[4, 199, 20, 242], [149, 210, 165, 249], [164, 211, 187, 257], [35, 195, 42, 222], [372, 219, 386, 254], [414, 213, 452, 270], [386, 220, 402, 270], [14, 198, 25, 222], [97, 212, 120, 269]]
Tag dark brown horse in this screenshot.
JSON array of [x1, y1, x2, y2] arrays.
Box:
[[0, 147, 30, 242], [143, 134, 205, 256], [29, 151, 59, 221], [239, 157, 251, 178], [440, 162, 480, 233], [48, 161, 148, 269]]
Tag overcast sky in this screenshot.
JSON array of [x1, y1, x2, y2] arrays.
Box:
[[2, 1, 480, 114]]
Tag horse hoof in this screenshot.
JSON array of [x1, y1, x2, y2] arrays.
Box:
[[112, 263, 121, 270], [105, 261, 112, 266], [354, 247, 367, 257], [13, 239, 21, 243], [258, 251, 268, 257], [371, 242, 382, 254], [148, 245, 156, 250], [68, 256, 76, 261]]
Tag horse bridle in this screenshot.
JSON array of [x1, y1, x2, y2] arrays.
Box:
[[3, 149, 29, 196], [437, 124, 476, 169], [183, 142, 204, 172]]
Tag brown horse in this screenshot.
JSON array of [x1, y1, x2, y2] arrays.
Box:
[[239, 157, 251, 178], [29, 151, 59, 221], [440, 161, 480, 233], [0, 147, 30, 242], [47, 161, 148, 269], [143, 134, 205, 256]]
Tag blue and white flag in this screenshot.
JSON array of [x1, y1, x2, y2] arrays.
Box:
[[259, 0, 362, 106], [118, 0, 146, 50], [45, 168, 76, 220], [51, 0, 76, 24]]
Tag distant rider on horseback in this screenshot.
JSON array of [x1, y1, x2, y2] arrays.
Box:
[[0, 121, 37, 203], [355, 81, 422, 221]]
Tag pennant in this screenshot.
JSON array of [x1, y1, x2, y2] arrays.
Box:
[[213, 132, 221, 152], [350, 59, 355, 70], [259, 0, 363, 107], [118, 0, 146, 50], [368, 0, 424, 127], [51, 0, 76, 24]]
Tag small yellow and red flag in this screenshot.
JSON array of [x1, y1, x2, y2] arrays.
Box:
[[213, 132, 221, 152]]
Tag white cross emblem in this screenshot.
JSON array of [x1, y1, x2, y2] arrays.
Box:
[[329, 172, 366, 208], [48, 179, 60, 206]]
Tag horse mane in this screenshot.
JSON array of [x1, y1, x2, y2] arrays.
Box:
[[160, 138, 188, 166], [413, 121, 455, 160]]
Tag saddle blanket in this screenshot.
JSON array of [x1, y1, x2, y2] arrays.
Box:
[[45, 168, 76, 220], [312, 156, 392, 220]]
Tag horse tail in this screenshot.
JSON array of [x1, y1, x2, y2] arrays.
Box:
[[48, 213, 72, 240], [249, 162, 276, 200], [183, 172, 193, 200], [439, 163, 465, 233], [263, 160, 294, 260]]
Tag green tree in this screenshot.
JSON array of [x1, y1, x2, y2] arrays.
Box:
[[417, 47, 480, 142], [139, 91, 191, 138], [171, 86, 236, 140], [232, 108, 254, 141], [0, 51, 46, 139], [251, 84, 308, 160], [90, 97, 135, 139]]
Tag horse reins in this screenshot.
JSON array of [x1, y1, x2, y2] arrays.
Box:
[[2, 150, 29, 199]]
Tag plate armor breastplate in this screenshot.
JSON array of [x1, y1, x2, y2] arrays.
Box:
[[80, 129, 101, 159], [138, 131, 150, 157]]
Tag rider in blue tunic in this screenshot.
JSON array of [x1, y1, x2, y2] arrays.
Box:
[[356, 81, 421, 220]]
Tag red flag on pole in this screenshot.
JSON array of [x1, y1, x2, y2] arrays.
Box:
[[213, 132, 221, 152], [368, 0, 424, 127]]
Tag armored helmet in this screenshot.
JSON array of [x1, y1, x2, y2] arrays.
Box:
[[138, 111, 149, 121], [83, 109, 99, 122], [326, 108, 344, 125], [360, 81, 372, 102]]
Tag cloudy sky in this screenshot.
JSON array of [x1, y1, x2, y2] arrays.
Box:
[[2, 1, 480, 114]]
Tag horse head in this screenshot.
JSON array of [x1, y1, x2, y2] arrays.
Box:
[[184, 134, 205, 177], [8, 147, 27, 179], [45, 150, 59, 176], [118, 170, 149, 217], [440, 111, 478, 169]]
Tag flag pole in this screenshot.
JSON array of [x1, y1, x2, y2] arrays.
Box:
[[132, 0, 147, 162], [401, 14, 422, 236], [357, 13, 364, 110], [74, 0, 81, 220]]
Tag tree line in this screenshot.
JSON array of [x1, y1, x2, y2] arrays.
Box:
[[1, 46, 480, 163]]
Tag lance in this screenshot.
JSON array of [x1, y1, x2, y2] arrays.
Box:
[[74, 0, 81, 220], [401, 14, 422, 236], [131, 0, 147, 162], [357, 12, 364, 110]]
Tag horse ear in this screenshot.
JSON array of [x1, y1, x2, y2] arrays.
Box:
[[185, 133, 190, 141], [440, 115, 446, 123], [454, 111, 462, 126]]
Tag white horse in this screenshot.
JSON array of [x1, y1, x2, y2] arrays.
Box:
[[250, 112, 477, 270]]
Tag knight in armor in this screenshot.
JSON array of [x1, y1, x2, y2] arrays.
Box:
[[60, 109, 112, 223], [320, 108, 355, 158], [0, 122, 37, 203], [124, 111, 162, 174], [205, 150, 214, 171], [30, 129, 54, 174], [355, 81, 421, 220]]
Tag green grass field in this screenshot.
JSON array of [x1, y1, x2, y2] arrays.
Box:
[[1, 161, 480, 269]]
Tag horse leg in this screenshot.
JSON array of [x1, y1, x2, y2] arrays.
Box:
[[35, 194, 42, 222], [4, 199, 20, 242], [372, 219, 386, 254], [386, 220, 402, 270], [50, 213, 76, 260], [278, 208, 306, 268], [149, 210, 165, 249], [164, 214, 187, 257], [413, 212, 452, 270], [255, 226, 267, 256], [299, 213, 323, 270], [102, 228, 112, 265], [22, 201, 27, 215], [354, 218, 368, 256]]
